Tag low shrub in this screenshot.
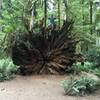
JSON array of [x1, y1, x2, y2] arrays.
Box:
[[62, 76, 100, 96], [0, 58, 19, 82], [73, 61, 100, 77], [91, 68, 100, 78], [73, 61, 95, 72], [85, 47, 100, 68]]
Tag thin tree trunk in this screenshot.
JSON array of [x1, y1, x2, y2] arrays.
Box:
[[63, 0, 68, 20], [82, 0, 84, 25], [0, 0, 3, 31], [44, 0, 47, 28], [90, 0, 93, 34], [0, 0, 2, 9], [58, 0, 61, 29], [29, 9, 34, 32]]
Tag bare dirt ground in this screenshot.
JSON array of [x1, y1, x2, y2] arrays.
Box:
[[0, 75, 100, 100]]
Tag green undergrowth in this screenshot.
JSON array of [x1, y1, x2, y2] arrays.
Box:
[[62, 75, 100, 96], [72, 61, 100, 77], [73, 61, 94, 72], [0, 58, 19, 82], [62, 61, 100, 96]]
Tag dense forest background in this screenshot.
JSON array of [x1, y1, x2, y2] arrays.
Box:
[[0, 0, 100, 96], [0, 0, 100, 58]]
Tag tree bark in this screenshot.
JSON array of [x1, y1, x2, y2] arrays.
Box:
[[0, 0, 3, 31], [81, 0, 84, 25], [58, 0, 61, 29], [90, 0, 93, 34], [44, 0, 47, 28]]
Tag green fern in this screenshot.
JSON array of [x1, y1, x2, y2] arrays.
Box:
[[73, 61, 95, 72], [0, 58, 18, 82], [62, 76, 100, 96]]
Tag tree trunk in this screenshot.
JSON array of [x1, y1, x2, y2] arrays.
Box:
[[58, 0, 61, 28], [44, 0, 47, 28], [63, 0, 68, 19], [0, 0, 3, 31], [81, 0, 84, 25], [90, 0, 93, 34]]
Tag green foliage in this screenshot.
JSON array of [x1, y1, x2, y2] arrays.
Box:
[[62, 76, 100, 96], [0, 58, 19, 82], [73, 61, 95, 72], [0, 0, 99, 56], [0, 0, 99, 77], [91, 68, 100, 78], [73, 61, 100, 78], [85, 46, 100, 67]]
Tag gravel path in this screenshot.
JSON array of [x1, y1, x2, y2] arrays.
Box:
[[0, 75, 100, 100]]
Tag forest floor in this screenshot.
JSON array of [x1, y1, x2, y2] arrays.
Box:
[[0, 75, 100, 100]]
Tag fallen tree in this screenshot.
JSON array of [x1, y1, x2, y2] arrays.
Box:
[[11, 19, 80, 75]]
